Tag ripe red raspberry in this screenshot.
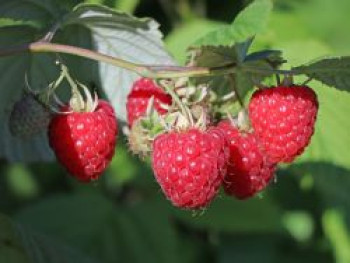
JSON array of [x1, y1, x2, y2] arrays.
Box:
[[249, 86, 318, 163], [151, 128, 228, 209], [218, 121, 275, 199], [48, 100, 118, 182], [126, 78, 172, 127]]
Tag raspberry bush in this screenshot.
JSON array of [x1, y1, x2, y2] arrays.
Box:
[[0, 0, 350, 262]]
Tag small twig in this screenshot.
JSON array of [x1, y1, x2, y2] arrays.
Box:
[[0, 41, 301, 80], [302, 76, 314, 86], [38, 22, 61, 43], [228, 74, 244, 108], [275, 74, 281, 86]]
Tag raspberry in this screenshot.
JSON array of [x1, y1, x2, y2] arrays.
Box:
[[249, 86, 318, 163], [9, 93, 51, 139], [48, 100, 118, 182], [218, 121, 275, 199], [151, 128, 228, 209], [126, 78, 172, 127]]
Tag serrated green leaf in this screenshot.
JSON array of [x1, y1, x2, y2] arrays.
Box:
[[165, 19, 225, 63], [293, 56, 350, 92], [191, 45, 281, 101], [194, 0, 273, 47], [62, 4, 176, 121]]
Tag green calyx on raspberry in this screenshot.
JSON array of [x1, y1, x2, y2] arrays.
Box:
[[127, 97, 167, 158], [158, 78, 211, 132], [127, 77, 212, 160], [68, 82, 98, 113]]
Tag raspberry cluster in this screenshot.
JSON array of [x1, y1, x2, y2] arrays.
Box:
[[27, 72, 317, 210], [126, 79, 318, 208]]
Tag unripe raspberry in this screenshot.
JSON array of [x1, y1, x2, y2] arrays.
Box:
[[9, 93, 51, 139]]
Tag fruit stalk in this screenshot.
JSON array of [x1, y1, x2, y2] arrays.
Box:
[[0, 41, 301, 79], [0, 42, 235, 79]]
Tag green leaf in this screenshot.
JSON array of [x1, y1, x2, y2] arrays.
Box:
[[218, 234, 279, 263], [165, 19, 224, 64], [191, 45, 282, 101], [0, 18, 41, 28], [174, 195, 283, 234], [0, 213, 98, 263], [115, 0, 140, 13], [194, 0, 273, 47], [16, 194, 181, 263], [62, 4, 175, 121], [0, 25, 57, 162], [0, 214, 30, 263], [293, 56, 350, 92]]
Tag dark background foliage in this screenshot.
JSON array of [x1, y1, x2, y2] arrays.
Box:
[[0, 0, 350, 262]]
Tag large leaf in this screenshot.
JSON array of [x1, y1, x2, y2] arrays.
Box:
[[0, 1, 96, 162], [275, 0, 350, 53], [289, 162, 350, 217], [165, 19, 224, 64], [194, 0, 273, 47], [218, 231, 332, 263], [174, 194, 283, 234], [16, 193, 181, 263], [0, 213, 98, 263], [62, 4, 176, 121], [191, 45, 283, 101], [293, 56, 350, 92], [0, 2, 173, 162], [0, 25, 56, 162]]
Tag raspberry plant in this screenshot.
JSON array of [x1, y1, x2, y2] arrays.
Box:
[[1, 0, 350, 262]]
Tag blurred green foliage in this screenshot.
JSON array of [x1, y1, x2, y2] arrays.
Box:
[[0, 0, 350, 262]]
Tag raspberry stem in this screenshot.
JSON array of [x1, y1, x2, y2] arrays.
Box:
[[228, 74, 244, 108], [160, 81, 194, 126], [0, 42, 301, 79]]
